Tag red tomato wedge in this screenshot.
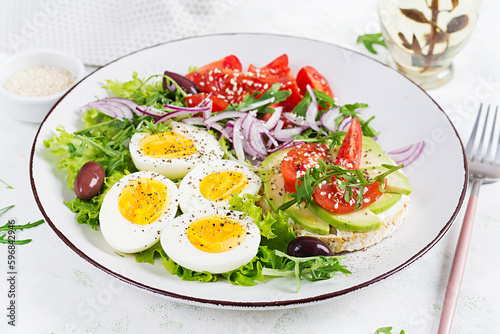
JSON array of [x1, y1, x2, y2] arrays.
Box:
[[281, 143, 328, 193], [312, 181, 383, 213], [335, 117, 362, 169], [186, 55, 242, 79], [185, 93, 229, 112], [185, 54, 275, 105], [296, 66, 334, 98], [311, 118, 383, 213], [248, 54, 303, 113]]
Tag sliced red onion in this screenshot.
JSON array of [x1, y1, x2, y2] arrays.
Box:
[[256, 121, 279, 147], [204, 111, 247, 124], [181, 117, 205, 126], [338, 115, 353, 132], [264, 106, 283, 130], [232, 116, 245, 160], [164, 103, 210, 114], [101, 97, 140, 115], [274, 119, 285, 132], [83, 101, 134, 121], [203, 99, 213, 121], [320, 107, 339, 132], [155, 110, 193, 124], [284, 113, 307, 126], [219, 123, 234, 140], [136, 106, 164, 118], [246, 120, 268, 157], [272, 127, 305, 142], [240, 97, 275, 112], [387, 141, 426, 166], [268, 140, 301, 153], [305, 85, 321, 131]]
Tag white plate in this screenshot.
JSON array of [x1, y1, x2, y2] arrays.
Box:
[[30, 33, 467, 309]]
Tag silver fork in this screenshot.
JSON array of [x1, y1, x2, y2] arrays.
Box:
[[438, 104, 500, 334]]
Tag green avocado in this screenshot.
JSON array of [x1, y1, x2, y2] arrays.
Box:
[[261, 149, 330, 235], [361, 166, 412, 195], [309, 201, 382, 232], [260, 136, 411, 234]]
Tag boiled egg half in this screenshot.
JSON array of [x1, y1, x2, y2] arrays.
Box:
[[178, 160, 262, 213], [160, 210, 261, 273], [99, 171, 179, 253], [129, 121, 224, 180]]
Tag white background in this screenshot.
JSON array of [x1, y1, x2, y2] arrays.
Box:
[[1, 0, 500, 333]]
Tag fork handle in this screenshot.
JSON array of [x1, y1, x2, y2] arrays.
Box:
[[438, 179, 482, 334]]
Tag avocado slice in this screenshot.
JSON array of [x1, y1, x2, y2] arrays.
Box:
[[261, 150, 330, 235], [366, 192, 402, 214], [361, 166, 412, 195], [284, 194, 330, 235], [260, 138, 410, 234], [309, 201, 382, 232]]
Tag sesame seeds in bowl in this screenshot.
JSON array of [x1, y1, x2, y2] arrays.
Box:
[[0, 49, 85, 123]]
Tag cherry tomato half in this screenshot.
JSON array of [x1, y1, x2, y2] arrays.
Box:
[[312, 181, 383, 213], [296, 66, 334, 98], [281, 143, 328, 193], [185, 93, 229, 112]]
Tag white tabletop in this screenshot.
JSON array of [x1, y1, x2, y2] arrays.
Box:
[[1, 0, 500, 333]]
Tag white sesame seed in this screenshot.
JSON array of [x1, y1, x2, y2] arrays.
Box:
[[4, 65, 75, 97]]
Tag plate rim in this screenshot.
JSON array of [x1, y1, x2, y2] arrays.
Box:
[[29, 32, 469, 309]]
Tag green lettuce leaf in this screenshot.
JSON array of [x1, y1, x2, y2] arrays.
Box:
[[135, 242, 218, 283], [228, 193, 296, 252], [44, 110, 136, 229]]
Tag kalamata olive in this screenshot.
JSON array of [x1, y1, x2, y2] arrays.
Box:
[[74, 161, 105, 200], [163, 71, 200, 95], [286, 236, 333, 257]]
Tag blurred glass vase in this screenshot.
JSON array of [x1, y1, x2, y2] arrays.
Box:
[[378, 0, 481, 89]]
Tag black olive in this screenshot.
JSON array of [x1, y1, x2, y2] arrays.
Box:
[[286, 236, 333, 257], [74, 161, 105, 200], [163, 71, 200, 95]]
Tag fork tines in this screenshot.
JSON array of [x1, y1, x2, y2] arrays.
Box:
[[466, 104, 500, 164]]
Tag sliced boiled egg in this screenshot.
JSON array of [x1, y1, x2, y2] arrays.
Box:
[[178, 160, 262, 213], [99, 171, 179, 253], [160, 210, 261, 274], [129, 121, 224, 180]]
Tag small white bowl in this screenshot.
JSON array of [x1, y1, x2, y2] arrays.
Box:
[[0, 49, 85, 123]]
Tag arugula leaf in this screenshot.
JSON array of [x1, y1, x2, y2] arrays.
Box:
[[228, 193, 296, 252], [357, 33, 387, 54], [292, 89, 336, 118], [336, 103, 379, 138], [293, 128, 343, 150], [0, 209, 45, 245], [278, 160, 403, 212], [103, 72, 184, 108], [262, 250, 350, 292], [0, 179, 13, 189], [292, 92, 312, 117], [233, 83, 291, 114], [0, 219, 45, 232], [0, 205, 14, 215]]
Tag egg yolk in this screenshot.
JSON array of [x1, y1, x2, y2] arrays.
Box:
[[139, 132, 197, 159], [118, 178, 169, 225], [187, 215, 246, 253], [199, 171, 248, 202]]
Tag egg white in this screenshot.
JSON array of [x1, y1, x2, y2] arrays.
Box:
[[160, 209, 261, 274], [99, 171, 179, 253], [178, 160, 262, 213], [129, 121, 224, 180]]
